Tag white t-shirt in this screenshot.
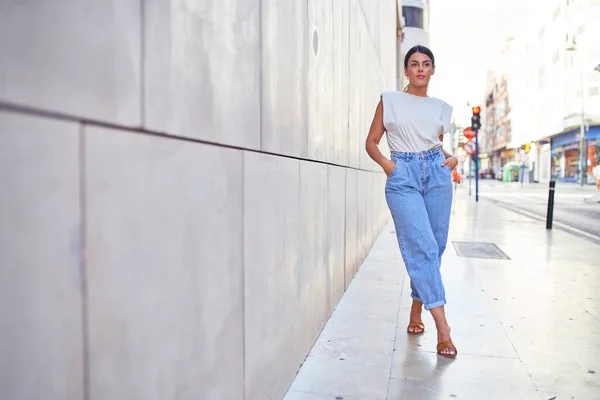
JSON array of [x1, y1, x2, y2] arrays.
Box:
[[381, 91, 453, 153]]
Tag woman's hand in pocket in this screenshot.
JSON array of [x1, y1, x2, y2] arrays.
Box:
[[383, 159, 396, 177], [442, 155, 458, 170]]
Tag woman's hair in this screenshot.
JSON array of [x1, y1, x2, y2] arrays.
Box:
[[404, 45, 435, 69]]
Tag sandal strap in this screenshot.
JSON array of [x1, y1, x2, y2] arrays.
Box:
[[437, 340, 457, 353]]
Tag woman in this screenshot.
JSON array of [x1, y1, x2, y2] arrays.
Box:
[[365, 45, 458, 358]]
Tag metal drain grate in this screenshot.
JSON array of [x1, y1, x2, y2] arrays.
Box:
[[452, 242, 510, 260]]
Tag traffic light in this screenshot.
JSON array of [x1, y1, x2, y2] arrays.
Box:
[[471, 106, 481, 131]]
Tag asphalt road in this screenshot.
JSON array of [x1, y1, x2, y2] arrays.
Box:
[[461, 180, 600, 239]]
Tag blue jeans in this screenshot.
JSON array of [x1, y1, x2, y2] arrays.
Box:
[[385, 148, 453, 310]]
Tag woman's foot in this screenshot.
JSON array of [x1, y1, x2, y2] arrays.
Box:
[[429, 306, 457, 358], [407, 300, 425, 334], [436, 324, 457, 358], [407, 321, 425, 334]]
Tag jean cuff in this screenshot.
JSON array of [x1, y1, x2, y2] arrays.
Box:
[[423, 299, 447, 310]]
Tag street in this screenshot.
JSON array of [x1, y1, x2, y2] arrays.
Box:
[[466, 180, 600, 241]]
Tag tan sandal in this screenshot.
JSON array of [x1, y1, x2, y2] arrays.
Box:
[[406, 322, 425, 335], [436, 340, 458, 358]]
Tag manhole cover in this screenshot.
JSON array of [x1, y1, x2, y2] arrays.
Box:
[[452, 242, 510, 260]]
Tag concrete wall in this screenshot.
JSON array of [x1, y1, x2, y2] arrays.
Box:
[[0, 1, 396, 400]]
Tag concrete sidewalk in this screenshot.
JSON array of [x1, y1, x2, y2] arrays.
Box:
[[283, 188, 600, 400]]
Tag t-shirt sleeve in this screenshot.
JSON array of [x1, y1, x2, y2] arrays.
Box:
[[440, 102, 453, 133], [380, 91, 390, 128], [380, 91, 389, 110]]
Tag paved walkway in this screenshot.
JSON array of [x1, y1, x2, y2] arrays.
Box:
[[283, 187, 600, 400]]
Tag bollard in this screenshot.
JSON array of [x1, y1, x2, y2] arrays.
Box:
[[546, 180, 556, 229]]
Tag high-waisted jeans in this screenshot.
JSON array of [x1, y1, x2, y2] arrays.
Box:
[[385, 147, 453, 310]]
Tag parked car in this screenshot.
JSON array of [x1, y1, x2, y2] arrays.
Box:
[[479, 168, 496, 180]]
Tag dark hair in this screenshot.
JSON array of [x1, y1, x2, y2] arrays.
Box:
[[404, 45, 435, 68]]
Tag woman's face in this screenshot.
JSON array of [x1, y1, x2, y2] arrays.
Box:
[[404, 52, 435, 88]]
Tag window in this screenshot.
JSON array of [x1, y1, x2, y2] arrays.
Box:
[[590, 87, 599, 96], [403, 6, 426, 30]]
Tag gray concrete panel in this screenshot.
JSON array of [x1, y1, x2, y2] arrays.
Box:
[[365, 173, 374, 251], [358, 0, 396, 87], [144, 0, 261, 148], [379, 0, 398, 87], [369, 175, 378, 249], [359, 31, 388, 172], [371, 172, 387, 246], [299, 161, 329, 342], [347, 0, 361, 169], [307, 0, 334, 163], [0, 1, 141, 126], [327, 166, 347, 308], [358, 9, 372, 172], [376, 173, 389, 232], [345, 169, 359, 285], [348, 2, 390, 172], [84, 128, 244, 400], [357, 171, 369, 261], [332, 1, 351, 166], [243, 152, 303, 400], [261, 0, 309, 158], [357, 0, 382, 63], [0, 112, 83, 400], [347, 2, 393, 173]]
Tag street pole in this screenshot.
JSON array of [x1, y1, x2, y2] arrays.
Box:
[[475, 128, 479, 202], [546, 180, 556, 229], [468, 156, 472, 196], [450, 123, 458, 191]]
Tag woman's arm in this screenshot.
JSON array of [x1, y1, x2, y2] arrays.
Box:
[[440, 146, 453, 159], [365, 99, 395, 176], [438, 133, 458, 170]]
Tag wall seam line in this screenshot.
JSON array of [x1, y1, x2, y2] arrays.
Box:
[[258, 0, 263, 152], [140, 0, 146, 127], [0, 101, 383, 174], [79, 123, 91, 400], [241, 150, 247, 400]]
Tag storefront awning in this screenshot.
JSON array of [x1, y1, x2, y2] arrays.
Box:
[[551, 125, 600, 149]]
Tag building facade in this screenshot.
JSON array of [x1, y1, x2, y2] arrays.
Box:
[[483, 75, 513, 174], [398, 0, 430, 89], [484, 0, 600, 183]]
